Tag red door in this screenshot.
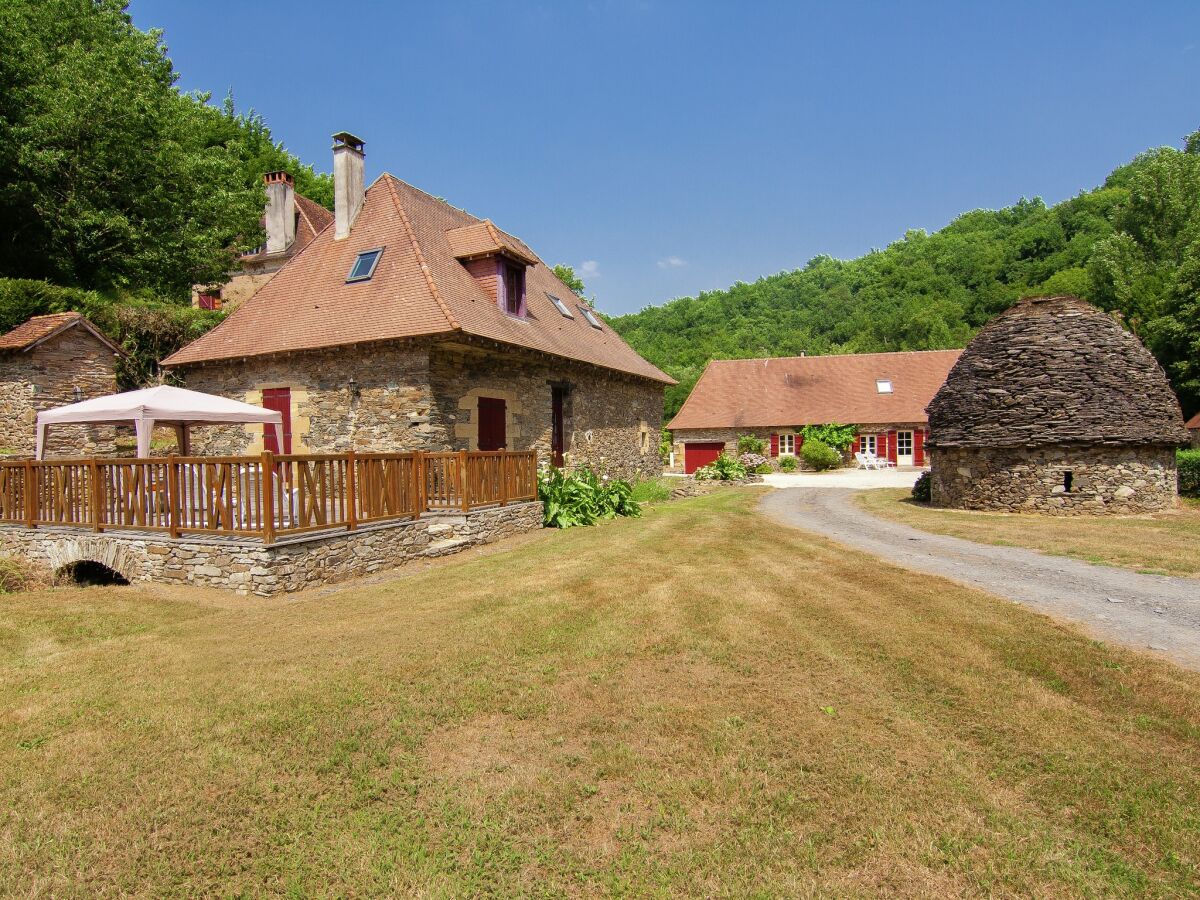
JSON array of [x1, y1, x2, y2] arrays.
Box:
[[684, 442, 725, 474], [478, 397, 507, 450], [551, 387, 566, 466], [261, 388, 292, 454]]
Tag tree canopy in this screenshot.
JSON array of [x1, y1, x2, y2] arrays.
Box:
[[609, 133, 1200, 420], [0, 0, 331, 300]]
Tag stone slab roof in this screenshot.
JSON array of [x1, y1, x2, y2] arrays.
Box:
[[667, 350, 961, 430], [163, 175, 673, 384], [926, 295, 1189, 448], [0, 311, 125, 356]]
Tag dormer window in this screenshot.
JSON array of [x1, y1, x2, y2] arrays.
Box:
[[347, 247, 383, 282], [876, 379, 893, 394], [547, 293, 573, 318], [579, 304, 602, 329], [502, 260, 526, 317]]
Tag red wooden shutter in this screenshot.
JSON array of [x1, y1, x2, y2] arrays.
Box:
[[770, 433, 779, 457], [886, 430, 897, 463], [914, 429, 925, 466], [261, 388, 292, 454], [852, 435, 860, 454]]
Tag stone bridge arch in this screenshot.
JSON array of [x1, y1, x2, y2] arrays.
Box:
[[43, 537, 143, 584]]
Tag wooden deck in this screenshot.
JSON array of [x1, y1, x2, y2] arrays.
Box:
[[0, 450, 538, 545]]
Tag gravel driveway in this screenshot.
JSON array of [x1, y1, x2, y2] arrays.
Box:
[[760, 487, 1200, 670]]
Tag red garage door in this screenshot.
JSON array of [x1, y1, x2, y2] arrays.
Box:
[[684, 442, 725, 474]]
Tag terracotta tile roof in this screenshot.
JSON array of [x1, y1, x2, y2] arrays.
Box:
[[164, 175, 672, 384], [0, 311, 125, 355], [1186, 411, 1200, 430], [667, 350, 962, 431]]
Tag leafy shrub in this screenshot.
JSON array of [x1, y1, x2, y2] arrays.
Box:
[[911, 471, 932, 502], [630, 478, 671, 504], [801, 438, 841, 471], [739, 453, 768, 470], [659, 428, 673, 463], [538, 467, 641, 528], [778, 455, 798, 472], [1179, 449, 1200, 497], [693, 452, 747, 481], [737, 434, 767, 455], [754, 463, 773, 474], [800, 423, 857, 452]]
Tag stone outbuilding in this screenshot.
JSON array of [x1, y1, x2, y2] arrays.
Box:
[[0, 312, 125, 458], [925, 295, 1189, 514]]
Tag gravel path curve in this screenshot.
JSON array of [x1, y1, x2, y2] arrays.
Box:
[[759, 487, 1200, 671]]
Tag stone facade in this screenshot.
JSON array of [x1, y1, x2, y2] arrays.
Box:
[[0, 501, 542, 596], [927, 444, 1179, 515], [0, 327, 120, 458], [182, 339, 663, 480]]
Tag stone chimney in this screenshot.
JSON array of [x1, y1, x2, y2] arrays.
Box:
[[332, 132, 365, 239], [263, 171, 296, 254]]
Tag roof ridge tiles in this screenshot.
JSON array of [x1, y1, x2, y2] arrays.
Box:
[[384, 174, 460, 331]]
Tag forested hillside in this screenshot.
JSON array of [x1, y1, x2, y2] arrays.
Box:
[[609, 137, 1200, 420]]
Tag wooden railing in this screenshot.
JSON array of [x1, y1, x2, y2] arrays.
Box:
[[0, 450, 537, 544]]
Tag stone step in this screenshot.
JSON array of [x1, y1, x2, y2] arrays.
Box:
[[426, 537, 471, 556]]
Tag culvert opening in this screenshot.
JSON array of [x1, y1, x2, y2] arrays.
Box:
[[57, 560, 129, 587]]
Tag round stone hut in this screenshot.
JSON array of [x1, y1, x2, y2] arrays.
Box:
[[925, 295, 1189, 515]]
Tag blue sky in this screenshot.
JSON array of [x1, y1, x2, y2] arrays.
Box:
[[134, 1, 1199, 316]]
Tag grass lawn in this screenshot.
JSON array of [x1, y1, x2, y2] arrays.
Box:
[[2, 490, 1199, 895], [858, 488, 1200, 578]]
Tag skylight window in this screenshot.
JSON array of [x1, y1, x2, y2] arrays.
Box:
[[346, 247, 383, 282], [547, 293, 574, 318], [876, 379, 893, 394], [579, 304, 602, 329]]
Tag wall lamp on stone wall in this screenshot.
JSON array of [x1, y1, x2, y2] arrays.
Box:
[[72, 386, 83, 402], [347, 377, 361, 400]]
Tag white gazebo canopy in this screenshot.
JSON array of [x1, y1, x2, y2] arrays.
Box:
[[36, 385, 283, 459]]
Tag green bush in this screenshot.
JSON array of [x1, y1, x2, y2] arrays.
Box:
[[693, 452, 747, 481], [911, 471, 932, 502], [1179, 449, 1200, 497], [800, 423, 856, 452], [538, 467, 641, 528], [737, 434, 766, 455], [778, 455, 798, 472], [754, 463, 773, 474], [801, 439, 841, 471], [659, 428, 673, 463]]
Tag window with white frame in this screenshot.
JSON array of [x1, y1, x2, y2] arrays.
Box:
[[876, 379, 893, 394], [860, 434, 878, 456], [779, 433, 796, 455]]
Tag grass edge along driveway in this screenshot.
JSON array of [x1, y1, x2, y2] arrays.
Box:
[[1, 488, 1198, 896], [856, 487, 1200, 579]]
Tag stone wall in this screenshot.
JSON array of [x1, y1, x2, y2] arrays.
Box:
[[0, 501, 543, 596], [928, 443, 1179, 514], [430, 345, 663, 480], [182, 343, 441, 455], [180, 339, 664, 481], [0, 328, 119, 458]]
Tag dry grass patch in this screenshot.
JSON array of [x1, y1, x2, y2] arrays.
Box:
[[0, 490, 1198, 896], [858, 488, 1200, 578]]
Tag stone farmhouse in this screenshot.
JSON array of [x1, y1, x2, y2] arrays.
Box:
[[191, 171, 333, 312], [165, 133, 673, 479], [926, 295, 1189, 514], [0, 312, 125, 458], [666, 350, 961, 472]]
